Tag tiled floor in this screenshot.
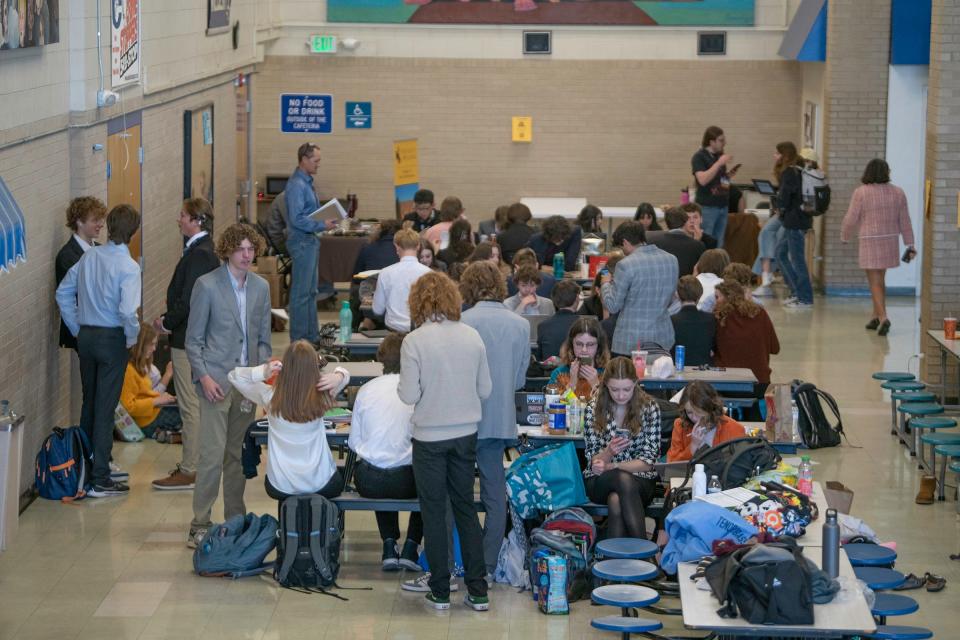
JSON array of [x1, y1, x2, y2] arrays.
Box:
[[2, 294, 958, 639]]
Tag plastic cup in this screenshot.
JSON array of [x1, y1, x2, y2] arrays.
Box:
[[945, 317, 958, 340], [631, 350, 647, 379]]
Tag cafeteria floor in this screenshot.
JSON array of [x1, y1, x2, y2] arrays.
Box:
[[2, 295, 957, 640]]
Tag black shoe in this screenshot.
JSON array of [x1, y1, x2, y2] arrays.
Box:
[[88, 479, 130, 498], [878, 319, 891, 336], [382, 538, 400, 571], [865, 318, 880, 330], [399, 538, 422, 572]]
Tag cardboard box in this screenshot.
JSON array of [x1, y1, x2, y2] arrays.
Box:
[[257, 256, 279, 274], [823, 481, 854, 514], [262, 273, 285, 309]]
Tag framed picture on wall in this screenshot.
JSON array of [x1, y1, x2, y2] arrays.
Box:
[[184, 106, 215, 205], [207, 0, 231, 35], [803, 101, 818, 151], [0, 0, 59, 49]]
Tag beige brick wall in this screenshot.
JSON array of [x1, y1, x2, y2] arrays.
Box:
[[253, 56, 802, 221]]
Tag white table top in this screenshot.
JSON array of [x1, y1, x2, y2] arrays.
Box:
[[647, 367, 758, 385], [521, 197, 588, 218], [322, 361, 383, 380], [927, 329, 960, 357]]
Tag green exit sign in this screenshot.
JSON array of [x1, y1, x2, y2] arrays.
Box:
[[310, 35, 337, 53]]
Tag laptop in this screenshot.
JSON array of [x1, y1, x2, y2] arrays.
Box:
[[524, 315, 551, 342], [752, 179, 777, 196], [515, 391, 546, 426]]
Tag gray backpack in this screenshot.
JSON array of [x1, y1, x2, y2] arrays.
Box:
[[275, 495, 344, 596]]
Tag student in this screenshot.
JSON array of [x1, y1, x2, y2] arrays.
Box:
[[670, 276, 715, 368], [418, 239, 447, 273], [398, 271, 491, 611], [584, 357, 662, 539], [634, 202, 662, 231], [467, 241, 511, 279], [722, 262, 762, 304], [55, 196, 106, 351], [772, 141, 813, 309], [120, 322, 180, 439], [477, 205, 508, 241], [353, 219, 401, 274], [372, 228, 432, 332], [580, 253, 623, 323], [504, 266, 555, 316], [506, 247, 555, 298], [537, 280, 582, 360], [436, 218, 474, 272], [402, 188, 439, 232], [692, 125, 737, 247], [681, 202, 718, 250], [496, 202, 535, 265], [423, 196, 463, 251], [577, 204, 605, 238], [547, 317, 610, 398], [228, 341, 349, 501], [526, 215, 582, 273], [713, 279, 780, 395], [693, 248, 731, 313], [647, 207, 705, 277], [667, 380, 746, 462]]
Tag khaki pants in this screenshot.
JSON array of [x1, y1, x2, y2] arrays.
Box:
[[191, 387, 253, 529], [171, 348, 200, 474]]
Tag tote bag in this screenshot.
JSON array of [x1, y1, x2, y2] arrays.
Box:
[[505, 442, 587, 519]]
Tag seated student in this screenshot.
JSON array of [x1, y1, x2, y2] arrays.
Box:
[[423, 196, 464, 252], [436, 218, 474, 272], [526, 215, 582, 273], [228, 340, 350, 501], [584, 356, 662, 539], [418, 239, 447, 273], [667, 380, 746, 462], [497, 202, 536, 265], [537, 280, 582, 360], [577, 204, 606, 239], [670, 276, 715, 368], [693, 248, 731, 313], [506, 247, 555, 298], [467, 241, 511, 279], [353, 219, 401, 274], [548, 316, 610, 398], [348, 333, 423, 573], [681, 202, 718, 250], [402, 189, 439, 232], [120, 323, 181, 438], [504, 266, 555, 316], [713, 279, 780, 399], [634, 202, 662, 231], [373, 228, 433, 332], [722, 262, 762, 304], [477, 204, 508, 241]]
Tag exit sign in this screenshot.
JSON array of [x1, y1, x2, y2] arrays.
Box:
[[310, 35, 337, 54]]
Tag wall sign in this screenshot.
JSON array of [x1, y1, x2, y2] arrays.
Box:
[[207, 0, 232, 35], [112, 0, 141, 88], [280, 94, 333, 134], [346, 102, 372, 129]]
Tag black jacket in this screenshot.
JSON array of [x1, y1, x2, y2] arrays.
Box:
[[55, 236, 87, 349], [353, 235, 399, 274], [670, 305, 716, 367], [163, 235, 220, 350], [402, 210, 439, 233], [536, 309, 580, 361], [648, 230, 706, 277], [777, 166, 809, 230], [527, 227, 583, 273], [497, 223, 535, 264]]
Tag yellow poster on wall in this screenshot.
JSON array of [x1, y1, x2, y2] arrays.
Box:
[[393, 139, 419, 185], [512, 116, 532, 143], [924, 179, 932, 221]]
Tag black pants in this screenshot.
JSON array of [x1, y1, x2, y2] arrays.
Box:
[[354, 460, 423, 544], [412, 434, 487, 599], [77, 326, 127, 486], [585, 469, 657, 539], [264, 470, 343, 502]]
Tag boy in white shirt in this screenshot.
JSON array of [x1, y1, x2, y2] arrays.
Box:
[[372, 228, 432, 332]]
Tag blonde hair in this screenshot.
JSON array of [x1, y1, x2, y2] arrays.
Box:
[[269, 341, 334, 423], [394, 228, 420, 251]]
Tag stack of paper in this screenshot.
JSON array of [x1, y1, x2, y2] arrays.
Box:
[[694, 487, 761, 508]]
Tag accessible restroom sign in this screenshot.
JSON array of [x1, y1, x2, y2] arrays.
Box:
[[280, 94, 333, 134]]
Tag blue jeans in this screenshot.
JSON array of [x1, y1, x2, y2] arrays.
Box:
[[700, 205, 728, 248], [287, 233, 320, 342], [776, 228, 813, 304], [752, 214, 783, 274]]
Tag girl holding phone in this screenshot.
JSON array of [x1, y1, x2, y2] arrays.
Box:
[[583, 357, 662, 539], [666, 380, 746, 462], [547, 317, 610, 398]]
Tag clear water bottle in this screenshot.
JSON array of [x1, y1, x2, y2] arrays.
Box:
[[791, 400, 802, 443], [797, 455, 814, 497], [338, 300, 353, 344], [707, 475, 722, 494], [566, 398, 581, 436], [692, 463, 707, 499], [553, 252, 565, 280]]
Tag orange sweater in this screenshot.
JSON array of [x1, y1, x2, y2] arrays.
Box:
[[120, 363, 160, 427], [666, 415, 746, 462]]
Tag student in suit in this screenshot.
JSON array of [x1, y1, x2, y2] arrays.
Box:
[[670, 275, 715, 367], [55, 197, 107, 351], [526, 215, 583, 273], [537, 280, 582, 360], [477, 205, 509, 241], [647, 207, 706, 277], [185, 223, 273, 548], [151, 198, 220, 491]]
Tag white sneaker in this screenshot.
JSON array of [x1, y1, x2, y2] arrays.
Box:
[[784, 299, 813, 310], [753, 285, 774, 297], [187, 527, 208, 549], [402, 572, 459, 593], [782, 296, 798, 306], [109, 461, 129, 480]]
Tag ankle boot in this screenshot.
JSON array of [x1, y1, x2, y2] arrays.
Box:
[[915, 475, 936, 505]]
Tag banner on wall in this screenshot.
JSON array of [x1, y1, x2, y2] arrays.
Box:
[[112, 0, 141, 88], [393, 139, 419, 217]]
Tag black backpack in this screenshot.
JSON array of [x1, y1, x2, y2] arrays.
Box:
[[792, 381, 843, 448], [275, 496, 344, 597], [687, 437, 781, 490]]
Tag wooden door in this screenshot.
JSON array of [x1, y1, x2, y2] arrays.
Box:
[[235, 75, 252, 222], [107, 113, 143, 263]]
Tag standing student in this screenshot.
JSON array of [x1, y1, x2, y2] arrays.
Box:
[[372, 228, 433, 332], [460, 262, 530, 580], [771, 141, 813, 309], [692, 125, 737, 247], [398, 272, 492, 611], [55, 196, 106, 351], [56, 204, 142, 497], [185, 223, 273, 548], [151, 198, 219, 490]]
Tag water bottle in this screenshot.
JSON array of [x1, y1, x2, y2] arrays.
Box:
[[790, 400, 801, 443], [674, 345, 686, 372], [338, 300, 353, 344], [566, 397, 581, 436], [822, 509, 840, 579], [553, 252, 564, 279], [0, 400, 11, 427], [797, 455, 814, 497], [707, 475, 722, 494], [692, 463, 707, 499]]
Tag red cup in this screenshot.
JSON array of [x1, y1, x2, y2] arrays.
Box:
[[945, 317, 958, 341]]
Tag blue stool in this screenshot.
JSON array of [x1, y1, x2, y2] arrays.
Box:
[[591, 584, 660, 610], [853, 567, 906, 590], [871, 593, 919, 624], [592, 559, 659, 583], [844, 543, 897, 567], [873, 371, 916, 382], [934, 444, 960, 501], [590, 615, 663, 639], [595, 538, 659, 560], [883, 381, 927, 434], [897, 403, 946, 458], [864, 625, 933, 639], [892, 391, 937, 403], [912, 417, 958, 473]]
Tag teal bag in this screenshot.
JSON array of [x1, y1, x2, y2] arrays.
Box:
[[506, 442, 588, 519]]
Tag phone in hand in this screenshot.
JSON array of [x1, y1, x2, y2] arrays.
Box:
[[902, 247, 917, 263], [614, 428, 632, 441], [578, 356, 594, 367], [729, 163, 742, 174]]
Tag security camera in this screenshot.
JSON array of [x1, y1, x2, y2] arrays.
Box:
[[340, 38, 360, 51], [97, 90, 119, 108]]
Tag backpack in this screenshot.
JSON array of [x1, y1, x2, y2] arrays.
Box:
[[653, 397, 680, 458], [529, 507, 597, 602], [687, 437, 781, 490], [275, 495, 344, 596], [193, 512, 278, 578], [35, 426, 92, 501], [801, 168, 830, 215], [792, 381, 843, 448]]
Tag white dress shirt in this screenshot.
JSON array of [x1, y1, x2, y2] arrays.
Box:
[[347, 373, 415, 469], [372, 255, 432, 332], [697, 272, 723, 313], [184, 230, 208, 252], [73, 234, 94, 252]]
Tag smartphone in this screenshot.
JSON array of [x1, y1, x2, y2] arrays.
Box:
[[902, 247, 917, 263], [614, 428, 631, 440], [578, 356, 594, 367], [599, 266, 609, 277], [730, 163, 742, 173]]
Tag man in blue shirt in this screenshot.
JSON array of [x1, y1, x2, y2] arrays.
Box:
[[56, 204, 142, 497], [284, 143, 338, 343]]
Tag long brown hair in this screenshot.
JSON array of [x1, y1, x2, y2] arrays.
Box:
[[773, 141, 802, 182], [559, 317, 610, 368], [592, 357, 654, 435], [714, 279, 762, 327], [129, 322, 158, 376], [268, 340, 334, 423], [678, 380, 725, 431]]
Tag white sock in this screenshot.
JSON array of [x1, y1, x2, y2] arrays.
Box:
[[761, 271, 772, 286]]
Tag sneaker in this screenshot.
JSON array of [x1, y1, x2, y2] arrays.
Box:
[[463, 594, 490, 612], [109, 461, 129, 480], [151, 465, 196, 491], [485, 573, 495, 588], [382, 538, 400, 572], [784, 299, 813, 310], [87, 479, 130, 498], [398, 539, 422, 572], [782, 296, 798, 306], [425, 593, 450, 610], [187, 526, 208, 549], [402, 572, 459, 593], [753, 285, 774, 297]]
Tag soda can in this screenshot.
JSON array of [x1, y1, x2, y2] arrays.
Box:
[[675, 345, 686, 372]]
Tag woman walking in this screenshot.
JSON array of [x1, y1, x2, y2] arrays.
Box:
[[841, 159, 916, 336], [772, 141, 813, 309]]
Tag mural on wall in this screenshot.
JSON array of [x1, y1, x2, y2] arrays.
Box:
[[0, 0, 59, 49], [328, 0, 754, 26]]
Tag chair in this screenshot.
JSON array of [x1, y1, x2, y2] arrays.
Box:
[[915, 418, 959, 479], [844, 543, 897, 567], [863, 626, 933, 639], [592, 559, 659, 583], [590, 615, 663, 639], [590, 584, 663, 638], [909, 415, 955, 471], [870, 593, 919, 625], [853, 566, 906, 590]]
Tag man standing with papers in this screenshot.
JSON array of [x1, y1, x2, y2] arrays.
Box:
[[285, 143, 339, 343]]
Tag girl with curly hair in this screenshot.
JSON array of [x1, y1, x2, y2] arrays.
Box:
[[713, 278, 780, 392]]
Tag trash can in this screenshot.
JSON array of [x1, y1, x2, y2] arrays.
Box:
[[0, 414, 24, 552]]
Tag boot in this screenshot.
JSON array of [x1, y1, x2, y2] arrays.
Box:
[[915, 475, 936, 505]]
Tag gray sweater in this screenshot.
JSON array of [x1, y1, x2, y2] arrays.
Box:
[[504, 294, 555, 316], [398, 319, 493, 442]]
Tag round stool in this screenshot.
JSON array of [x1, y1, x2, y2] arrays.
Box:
[[891, 391, 936, 403], [934, 444, 960, 501], [921, 431, 960, 446], [881, 380, 926, 392], [591, 584, 660, 609], [897, 402, 944, 416], [844, 543, 897, 567], [592, 559, 658, 582], [864, 625, 933, 640], [596, 538, 659, 560], [871, 593, 919, 621], [898, 403, 945, 462], [853, 566, 906, 590], [590, 615, 663, 637], [872, 372, 916, 382]]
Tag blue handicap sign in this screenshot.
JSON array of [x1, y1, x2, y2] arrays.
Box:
[[280, 94, 332, 134], [345, 101, 372, 129]]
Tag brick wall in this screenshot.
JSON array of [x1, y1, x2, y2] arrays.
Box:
[[819, 0, 891, 292]]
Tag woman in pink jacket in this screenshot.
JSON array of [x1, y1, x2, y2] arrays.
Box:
[[841, 159, 916, 336]]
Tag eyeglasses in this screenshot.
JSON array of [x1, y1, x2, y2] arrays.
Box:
[[414, 204, 433, 212], [573, 341, 597, 350]]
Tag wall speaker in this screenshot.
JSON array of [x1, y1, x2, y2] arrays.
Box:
[[698, 31, 726, 56], [523, 31, 551, 55]]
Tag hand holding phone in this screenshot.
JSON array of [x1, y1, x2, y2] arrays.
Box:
[[902, 247, 917, 263]]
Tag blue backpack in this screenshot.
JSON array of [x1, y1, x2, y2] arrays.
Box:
[[193, 513, 279, 578], [35, 426, 92, 502]]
